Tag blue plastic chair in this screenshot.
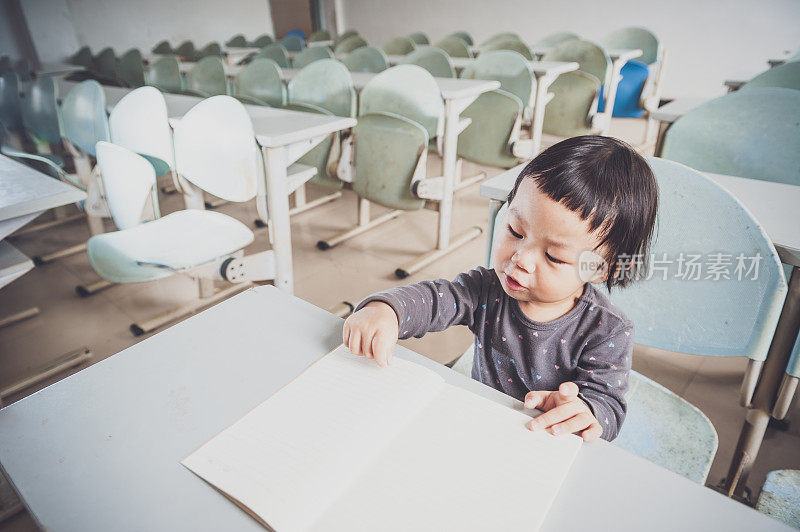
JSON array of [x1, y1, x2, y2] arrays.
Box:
[[282, 34, 305, 52], [286, 29, 306, 40], [596, 60, 649, 117], [599, 27, 663, 118]]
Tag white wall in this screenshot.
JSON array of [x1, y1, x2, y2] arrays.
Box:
[[340, 0, 800, 98], [22, 0, 275, 62]]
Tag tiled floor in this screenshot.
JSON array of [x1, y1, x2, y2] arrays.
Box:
[[1, 118, 798, 531]]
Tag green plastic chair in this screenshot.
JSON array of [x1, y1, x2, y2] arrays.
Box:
[[20, 76, 63, 148], [433, 36, 472, 58], [287, 59, 356, 189], [61, 80, 110, 157], [445, 31, 473, 46], [482, 32, 523, 46], [335, 35, 368, 55], [482, 37, 533, 60], [196, 42, 222, 59], [281, 34, 305, 52], [175, 41, 197, 61], [225, 34, 248, 47], [543, 39, 610, 87], [118, 49, 146, 88], [292, 46, 334, 69], [541, 70, 600, 137], [534, 31, 580, 48], [341, 46, 388, 73], [460, 50, 534, 105], [184, 56, 228, 97], [308, 30, 331, 42], [94, 47, 118, 81], [13, 59, 31, 81], [740, 61, 800, 91], [152, 41, 173, 54], [148, 56, 184, 93], [0, 71, 23, 131], [360, 64, 443, 149], [0, 121, 68, 180], [250, 34, 273, 48], [334, 30, 359, 47], [601, 26, 661, 65], [661, 88, 800, 186], [70, 46, 94, 69], [255, 43, 290, 68], [401, 47, 455, 78], [382, 36, 416, 56], [408, 32, 430, 45], [756, 470, 800, 529], [231, 58, 286, 107]]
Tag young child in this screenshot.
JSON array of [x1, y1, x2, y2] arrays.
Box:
[[343, 136, 658, 442]]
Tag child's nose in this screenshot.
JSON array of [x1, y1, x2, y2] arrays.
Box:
[[512, 251, 536, 274]]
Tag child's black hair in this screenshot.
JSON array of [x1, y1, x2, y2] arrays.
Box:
[[507, 135, 658, 290]]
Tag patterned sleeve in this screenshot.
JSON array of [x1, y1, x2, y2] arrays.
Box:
[[574, 321, 634, 441], [355, 268, 490, 339]]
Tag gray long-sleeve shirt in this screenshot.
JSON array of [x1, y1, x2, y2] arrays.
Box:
[[357, 267, 634, 441]]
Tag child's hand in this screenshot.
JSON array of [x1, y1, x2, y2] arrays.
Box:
[[342, 302, 400, 367], [523, 382, 603, 441]]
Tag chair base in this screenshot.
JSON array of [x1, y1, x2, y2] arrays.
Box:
[[0, 307, 40, 329], [11, 212, 84, 237], [317, 208, 404, 250], [455, 171, 487, 192], [130, 282, 252, 336], [0, 347, 92, 405], [204, 197, 228, 209], [75, 278, 114, 297], [395, 226, 482, 278], [33, 242, 86, 265]]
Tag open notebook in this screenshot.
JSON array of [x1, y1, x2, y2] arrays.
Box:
[[182, 345, 582, 532]]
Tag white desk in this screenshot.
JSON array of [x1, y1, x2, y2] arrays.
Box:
[[0, 286, 789, 531], [650, 97, 710, 156], [58, 80, 356, 294], [480, 163, 800, 498]]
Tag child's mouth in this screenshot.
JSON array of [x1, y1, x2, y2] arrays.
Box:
[[505, 274, 526, 292]]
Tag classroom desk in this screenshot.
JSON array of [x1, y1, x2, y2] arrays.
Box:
[[649, 96, 709, 156], [480, 164, 800, 498], [0, 286, 790, 531], [0, 154, 89, 405], [58, 79, 356, 294]]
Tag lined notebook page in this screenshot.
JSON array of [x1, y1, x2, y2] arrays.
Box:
[[310, 384, 582, 532], [181, 346, 444, 532]]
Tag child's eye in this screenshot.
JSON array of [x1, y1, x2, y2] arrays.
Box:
[[507, 225, 522, 239], [546, 252, 566, 264]]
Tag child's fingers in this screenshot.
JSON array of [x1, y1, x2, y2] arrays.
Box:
[[523, 390, 552, 410], [557, 382, 579, 403], [372, 333, 393, 367], [348, 329, 362, 356], [361, 330, 375, 360], [546, 411, 594, 436], [580, 423, 603, 442], [527, 401, 582, 432], [342, 320, 351, 347]]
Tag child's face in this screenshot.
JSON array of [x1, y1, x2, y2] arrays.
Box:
[[493, 179, 607, 311]]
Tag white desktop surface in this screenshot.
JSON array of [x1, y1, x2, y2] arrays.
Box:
[[0, 155, 86, 223], [0, 286, 789, 531]]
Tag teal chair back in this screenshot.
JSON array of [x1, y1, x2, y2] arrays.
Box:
[[335, 35, 368, 55], [543, 39, 610, 87], [360, 65, 443, 143], [151, 41, 173, 54], [281, 34, 305, 52], [308, 30, 331, 42], [61, 80, 110, 156], [434, 36, 472, 58], [256, 43, 290, 68], [460, 50, 534, 105], [382, 36, 416, 56], [402, 47, 455, 78], [446, 31, 473, 46], [148, 56, 183, 93], [661, 88, 800, 186], [292, 46, 334, 69], [288, 59, 355, 117], [21, 76, 62, 145], [601, 26, 660, 65], [184, 56, 228, 96], [541, 70, 600, 137], [457, 89, 522, 168], [231, 58, 286, 107], [118, 48, 146, 88], [482, 32, 522, 46], [482, 37, 533, 61], [342, 46, 388, 73], [534, 31, 580, 48], [408, 32, 429, 45], [334, 30, 359, 47], [250, 34, 274, 48], [0, 71, 23, 131], [197, 42, 222, 59], [741, 62, 800, 91], [94, 47, 118, 80], [175, 41, 197, 60], [70, 46, 94, 69], [225, 34, 248, 47]]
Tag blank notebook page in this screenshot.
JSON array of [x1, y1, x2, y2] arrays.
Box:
[[182, 346, 582, 532]]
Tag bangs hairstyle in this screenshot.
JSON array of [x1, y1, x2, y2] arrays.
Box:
[[507, 135, 658, 290]]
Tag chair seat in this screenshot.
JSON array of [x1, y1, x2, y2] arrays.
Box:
[[87, 209, 254, 283]]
